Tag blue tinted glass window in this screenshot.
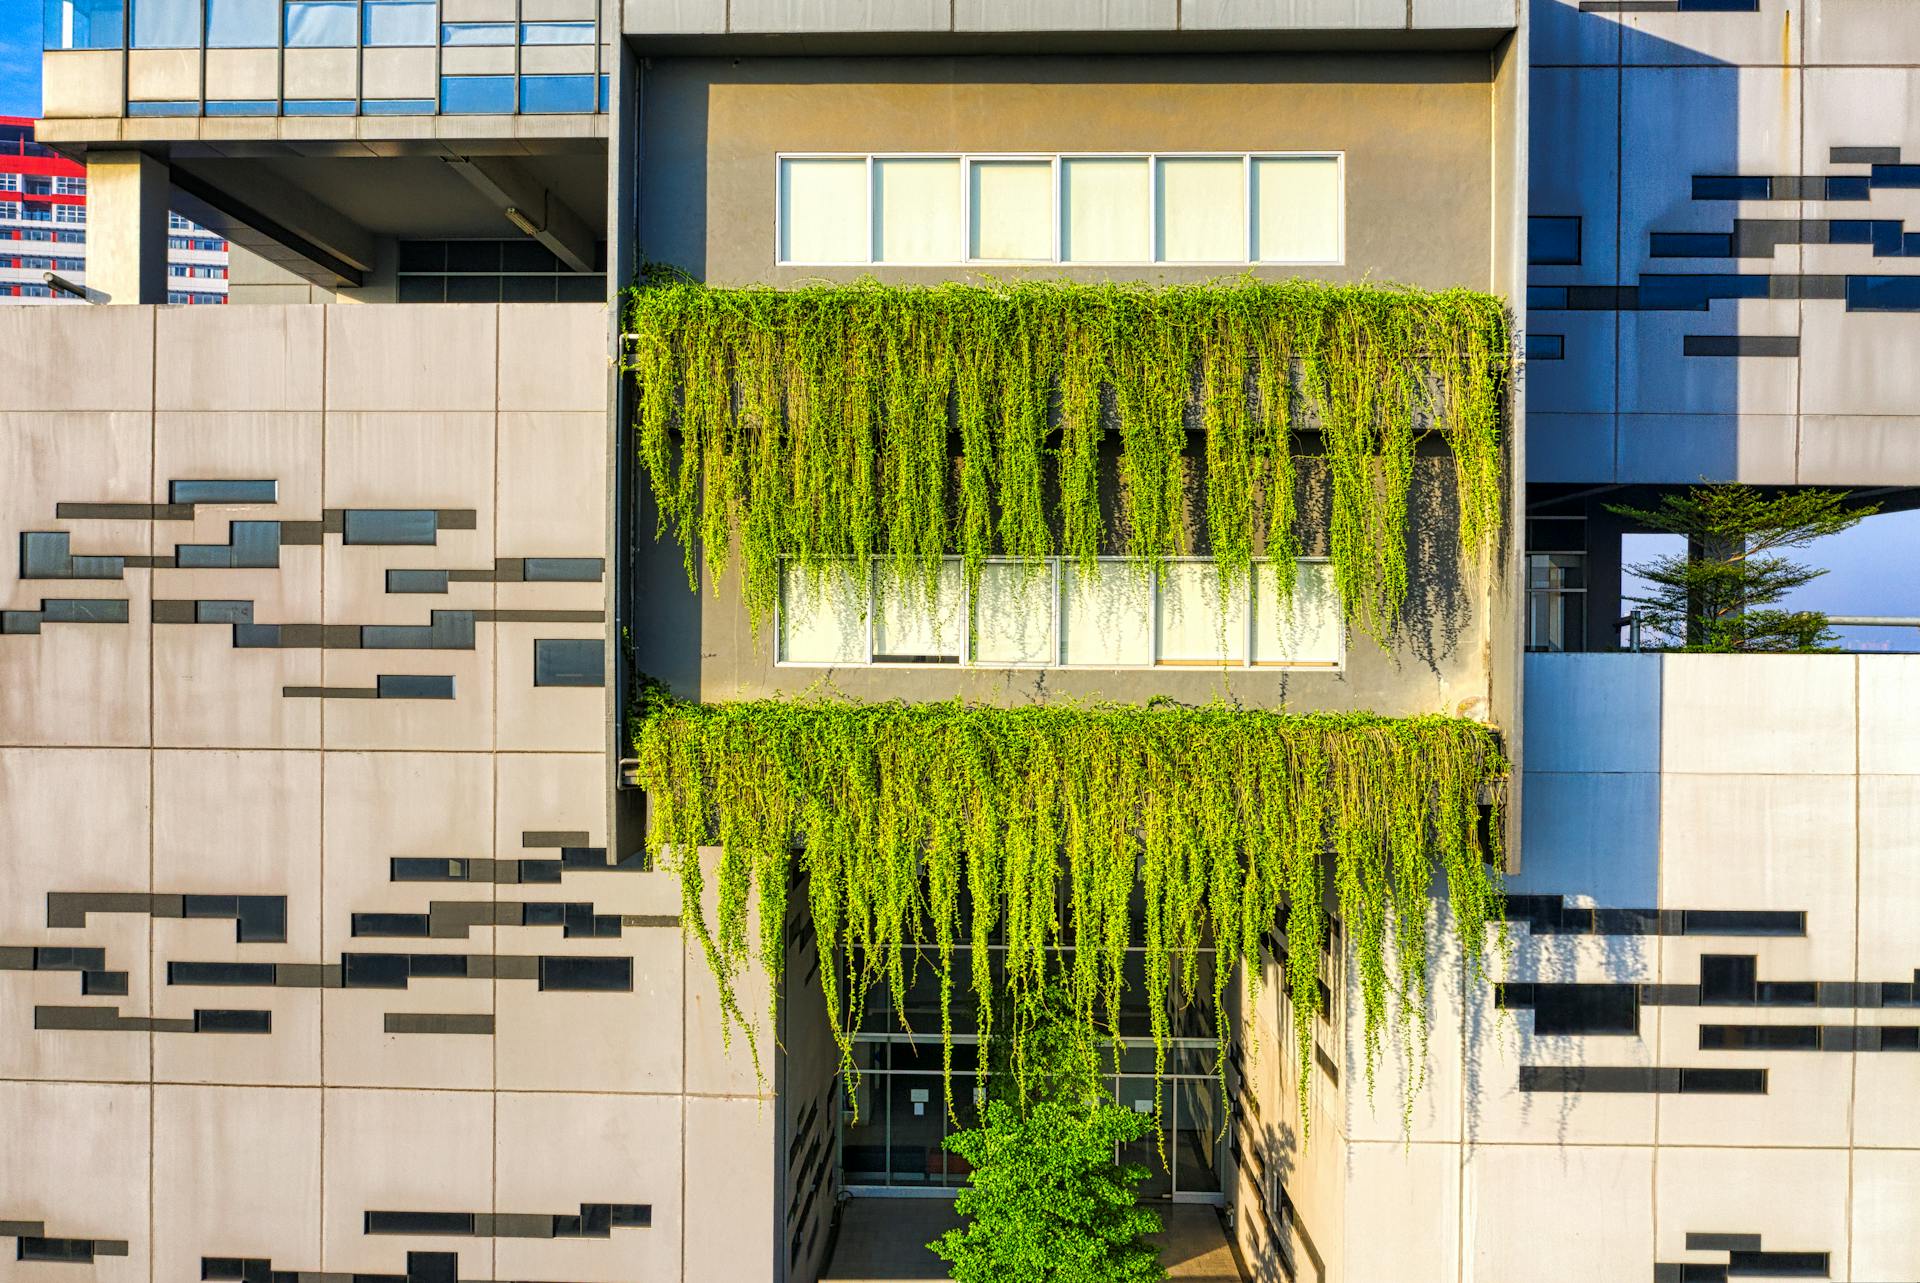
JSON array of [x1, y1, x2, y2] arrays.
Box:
[[362, 98, 437, 115], [283, 98, 356, 115], [441, 75, 514, 114], [439, 20, 509, 42], [44, 0, 123, 50], [363, 0, 432, 44], [520, 20, 590, 41], [205, 98, 279, 115], [132, 0, 199, 47], [206, 0, 274, 44], [1527, 216, 1580, 266], [284, 0, 352, 44], [129, 100, 202, 115], [519, 74, 594, 114]]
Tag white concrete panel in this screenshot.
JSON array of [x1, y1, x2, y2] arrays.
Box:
[[320, 1088, 494, 1278], [1526, 411, 1617, 482], [1851, 1029, 1920, 1149], [1799, 306, 1920, 420], [1659, 772, 1857, 978], [156, 303, 324, 413], [1653, 1006, 1854, 1148], [1617, 308, 1801, 420], [1527, 316, 1619, 417], [1859, 657, 1920, 775], [0, 749, 151, 1084], [1853, 1149, 1920, 1278], [1522, 653, 1662, 773], [683, 1096, 778, 1283], [1856, 773, 1920, 982], [682, 848, 773, 1097], [729, 0, 948, 31], [324, 305, 499, 413], [362, 48, 437, 101], [1653, 1148, 1849, 1275], [621, 0, 725, 32], [498, 304, 606, 414], [1622, 0, 1799, 68], [1412, 0, 1513, 26], [282, 48, 358, 101], [1515, 771, 1660, 905], [0, 308, 153, 411], [494, 1093, 685, 1281], [1467, 1145, 1652, 1283], [1530, 68, 1619, 283], [40, 50, 126, 120], [1615, 413, 1801, 485], [440, 46, 516, 76], [1181, 0, 1402, 28], [128, 49, 201, 103], [0, 1081, 151, 1283], [956, 0, 1174, 30], [204, 49, 280, 102], [1798, 415, 1920, 486], [1659, 653, 1856, 775], [1529, 0, 1620, 67], [1342, 1142, 1461, 1283], [1806, 0, 1920, 64], [152, 1085, 321, 1278]]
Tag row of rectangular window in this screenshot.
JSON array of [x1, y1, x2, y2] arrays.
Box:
[[1, 256, 86, 271], [128, 74, 600, 116], [4, 228, 87, 243], [778, 558, 1344, 670], [47, 0, 595, 48], [778, 153, 1344, 267], [0, 174, 86, 193], [0, 203, 86, 222]]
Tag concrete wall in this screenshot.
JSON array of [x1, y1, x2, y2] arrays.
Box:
[[636, 54, 1498, 290], [0, 302, 784, 1283]]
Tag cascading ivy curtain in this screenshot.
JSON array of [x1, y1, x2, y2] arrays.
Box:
[[634, 699, 1508, 1121], [624, 277, 1510, 642]]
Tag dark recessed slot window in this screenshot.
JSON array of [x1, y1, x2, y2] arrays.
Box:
[[17, 1238, 93, 1263], [520, 859, 563, 883], [534, 638, 606, 687], [1683, 910, 1805, 936], [1526, 285, 1568, 310], [407, 1251, 459, 1283], [194, 600, 254, 625], [1593, 907, 1663, 934], [1847, 275, 1920, 312], [364, 1211, 476, 1235], [194, 1008, 272, 1034], [609, 1204, 650, 1228], [1679, 0, 1758, 9], [1871, 163, 1920, 189], [1726, 1250, 1829, 1277], [1525, 333, 1565, 360], [1700, 955, 1758, 1004], [341, 952, 411, 989], [1884, 982, 1916, 1007], [561, 846, 608, 868], [538, 955, 632, 992], [1698, 1024, 1820, 1051], [1677, 1067, 1767, 1094], [405, 953, 469, 978], [41, 598, 130, 624], [1881, 1027, 1919, 1050], [351, 912, 430, 937], [1756, 980, 1818, 1006], [343, 509, 438, 546], [1652, 231, 1735, 258], [235, 896, 286, 942], [523, 557, 604, 582], [1532, 984, 1641, 1035], [391, 857, 469, 880], [81, 970, 128, 995], [522, 902, 566, 927], [35, 946, 107, 971], [170, 479, 277, 505], [377, 674, 455, 699], [168, 961, 277, 986], [1528, 216, 1582, 265], [1826, 175, 1872, 200], [386, 569, 450, 594], [1524, 519, 1586, 553], [1687, 1233, 1761, 1252], [1693, 175, 1773, 200]]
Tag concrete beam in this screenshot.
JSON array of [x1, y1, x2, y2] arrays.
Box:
[[168, 163, 375, 290], [443, 155, 597, 274], [85, 151, 168, 305]]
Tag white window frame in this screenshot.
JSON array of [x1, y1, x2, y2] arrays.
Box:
[[774, 554, 1345, 672], [773, 151, 1346, 269]]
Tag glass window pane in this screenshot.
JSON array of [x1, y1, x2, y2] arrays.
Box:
[[283, 0, 352, 44], [840, 1087, 888, 1187], [520, 19, 591, 41], [779, 157, 867, 264], [1156, 156, 1245, 263], [205, 98, 278, 114], [1060, 561, 1152, 667], [1061, 157, 1149, 263], [972, 561, 1053, 665], [205, 0, 272, 44], [440, 75, 515, 114], [888, 1074, 946, 1186], [133, 0, 198, 47], [1251, 560, 1342, 666], [363, 0, 433, 44], [968, 159, 1052, 262], [283, 97, 355, 114], [362, 97, 437, 115], [1173, 1078, 1223, 1195], [873, 561, 963, 664], [1118, 1079, 1174, 1201], [872, 157, 961, 265], [1253, 155, 1342, 264], [520, 74, 596, 113], [780, 563, 867, 664], [45, 0, 125, 50], [439, 19, 510, 41], [1156, 561, 1246, 665]]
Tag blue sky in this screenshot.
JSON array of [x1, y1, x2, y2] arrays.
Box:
[[1, 0, 40, 117]]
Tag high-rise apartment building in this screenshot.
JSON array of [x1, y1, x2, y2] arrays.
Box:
[[0, 117, 228, 304], [0, 1, 1912, 1280]]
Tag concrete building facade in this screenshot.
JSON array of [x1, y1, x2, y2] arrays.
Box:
[[1, 0, 1914, 1280]]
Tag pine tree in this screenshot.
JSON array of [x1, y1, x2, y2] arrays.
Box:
[[1606, 484, 1875, 652]]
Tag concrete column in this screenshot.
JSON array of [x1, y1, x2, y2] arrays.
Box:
[[85, 150, 169, 304]]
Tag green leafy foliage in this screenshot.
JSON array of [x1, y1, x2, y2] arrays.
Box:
[[1608, 483, 1876, 652], [632, 698, 1508, 1122], [624, 278, 1509, 641], [932, 1101, 1165, 1283]]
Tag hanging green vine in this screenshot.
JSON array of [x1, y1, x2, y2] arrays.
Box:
[[634, 698, 1507, 1122], [624, 278, 1510, 641]]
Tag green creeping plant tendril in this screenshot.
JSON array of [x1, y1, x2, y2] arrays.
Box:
[[634, 698, 1509, 1135], [623, 276, 1510, 642]]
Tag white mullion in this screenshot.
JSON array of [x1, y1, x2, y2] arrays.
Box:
[[1051, 154, 1062, 264], [1243, 153, 1255, 263], [1148, 152, 1161, 265], [1244, 563, 1255, 668], [864, 153, 876, 266], [1051, 557, 1063, 666], [960, 154, 973, 265], [865, 558, 877, 664]]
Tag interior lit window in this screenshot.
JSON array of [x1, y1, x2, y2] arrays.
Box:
[[779, 562, 868, 664], [1060, 157, 1150, 263], [779, 157, 868, 264], [1156, 561, 1247, 666], [1253, 155, 1342, 264], [967, 159, 1053, 262], [1059, 561, 1154, 667], [1156, 156, 1246, 263], [1251, 561, 1342, 665], [972, 561, 1055, 665], [873, 561, 965, 664], [872, 158, 962, 265]]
